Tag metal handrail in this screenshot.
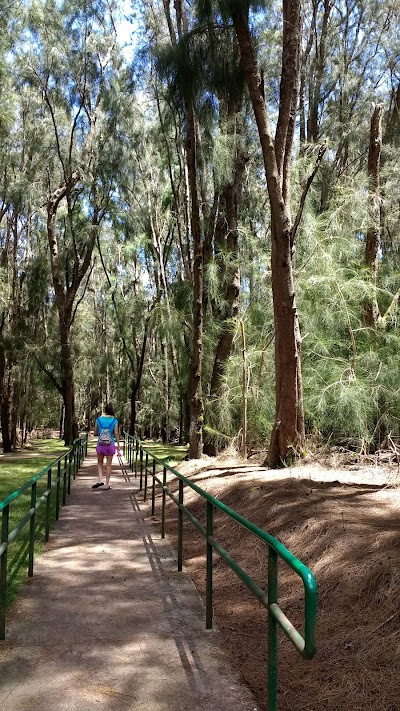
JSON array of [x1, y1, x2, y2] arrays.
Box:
[[0, 434, 88, 639], [123, 432, 317, 711]]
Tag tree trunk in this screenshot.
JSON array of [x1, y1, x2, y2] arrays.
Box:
[[208, 149, 246, 398], [130, 384, 138, 436], [386, 82, 400, 143], [268, 218, 305, 465], [240, 319, 247, 459], [0, 342, 12, 452], [59, 401, 64, 439], [306, 0, 331, 142], [233, 1, 305, 466], [160, 336, 169, 443], [364, 103, 383, 328], [60, 319, 77, 444], [186, 102, 204, 459]]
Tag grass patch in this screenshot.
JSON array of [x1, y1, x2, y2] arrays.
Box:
[[0, 440, 71, 608], [140, 441, 188, 466]]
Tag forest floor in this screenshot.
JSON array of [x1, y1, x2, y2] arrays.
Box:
[[152, 448, 400, 711]]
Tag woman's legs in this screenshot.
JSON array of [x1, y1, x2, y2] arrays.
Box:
[[105, 455, 113, 487], [97, 453, 105, 482]]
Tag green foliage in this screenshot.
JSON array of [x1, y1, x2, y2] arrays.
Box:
[[2, 0, 400, 458]]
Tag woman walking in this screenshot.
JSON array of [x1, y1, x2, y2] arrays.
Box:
[[92, 404, 121, 490]]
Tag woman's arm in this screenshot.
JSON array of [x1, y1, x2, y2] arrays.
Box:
[[114, 422, 120, 450], [94, 419, 99, 436]]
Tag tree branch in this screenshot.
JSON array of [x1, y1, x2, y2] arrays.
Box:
[[291, 144, 327, 248], [33, 354, 63, 395]]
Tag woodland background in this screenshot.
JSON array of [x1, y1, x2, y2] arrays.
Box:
[[1, 0, 400, 464]]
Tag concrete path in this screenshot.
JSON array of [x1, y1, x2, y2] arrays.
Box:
[[0, 453, 257, 711]]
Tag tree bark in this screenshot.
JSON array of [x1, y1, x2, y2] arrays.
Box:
[[60, 318, 77, 444], [208, 148, 247, 399], [364, 103, 383, 328], [233, 1, 305, 466], [306, 0, 331, 142], [0, 340, 12, 452], [240, 319, 247, 459], [186, 101, 204, 459], [46, 172, 96, 444]]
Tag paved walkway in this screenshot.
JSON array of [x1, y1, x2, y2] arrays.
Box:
[[0, 452, 257, 711]]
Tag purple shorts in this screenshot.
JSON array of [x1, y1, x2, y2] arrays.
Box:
[[96, 443, 116, 457]]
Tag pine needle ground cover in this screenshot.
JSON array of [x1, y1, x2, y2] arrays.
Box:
[[152, 454, 400, 711], [0, 440, 69, 605]]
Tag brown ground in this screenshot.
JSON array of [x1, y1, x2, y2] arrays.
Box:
[[150, 450, 400, 711]]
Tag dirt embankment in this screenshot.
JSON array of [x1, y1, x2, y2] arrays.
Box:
[[152, 454, 400, 711]]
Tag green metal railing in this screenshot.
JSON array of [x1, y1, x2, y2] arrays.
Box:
[[123, 433, 317, 711], [0, 434, 88, 639]]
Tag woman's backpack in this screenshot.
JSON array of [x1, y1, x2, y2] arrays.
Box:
[[97, 418, 116, 445]]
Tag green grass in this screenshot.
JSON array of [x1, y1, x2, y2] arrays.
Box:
[[139, 441, 188, 466], [0, 440, 71, 608]]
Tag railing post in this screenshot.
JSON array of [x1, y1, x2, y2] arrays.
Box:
[[151, 459, 156, 515], [206, 501, 213, 629], [178, 479, 183, 572], [0, 504, 10, 640], [73, 443, 77, 479], [56, 459, 61, 520], [144, 452, 149, 501], [85, 434, 88, 457], [161, 466, 166, 539], [135, 439, 139, 478], [28, 481, 37, 577], [45, 468, 52, 542], [68, 451, 73, 494], [62, 454, 67, 505], [139, 449, 144, 491], [267, 547, 278, 711]]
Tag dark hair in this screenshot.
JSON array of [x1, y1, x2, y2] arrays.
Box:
[[104, 403, 114, 416]]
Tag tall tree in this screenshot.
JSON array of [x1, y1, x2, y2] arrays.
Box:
[[228, 0, 305, 465], [21, 0, 124, 442]]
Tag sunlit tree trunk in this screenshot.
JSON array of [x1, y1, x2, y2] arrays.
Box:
[[233, 0, 305, 466]]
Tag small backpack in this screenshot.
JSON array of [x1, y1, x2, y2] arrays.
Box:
[[97, 418, 116, 445]]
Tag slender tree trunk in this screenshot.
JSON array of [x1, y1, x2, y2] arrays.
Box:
[[60, 319, 77, 444], [179, 397, 184, 444], [364, 103, 383, 328], [208, 150, 246, 398], [171, 0, 203, 458], [307, 0, 331, 142], [386, 82, 400, 142], [233, 1, 305, 466], [130, 385, 138, 436], [129, 318, 152, 435], [160, 336, 169, 443], [240, 319, 247, 459], [59, 401, 64, 439], [186, 102, 204, 458], [0, 342, 12, 452], [11, 369, 18, 450]]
